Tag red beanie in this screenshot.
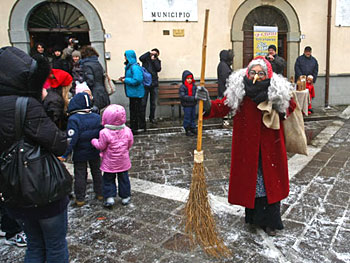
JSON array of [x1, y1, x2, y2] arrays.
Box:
[[48, 68, 73, 88]]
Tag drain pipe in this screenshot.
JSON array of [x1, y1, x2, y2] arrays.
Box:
[[325, 0, 332, 108]]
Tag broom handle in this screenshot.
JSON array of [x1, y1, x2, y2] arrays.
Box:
[[197, 9, 210, 152]]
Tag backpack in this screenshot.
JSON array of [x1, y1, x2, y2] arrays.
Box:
[[131, 64, 152, 86], [141, 66, 152, 86]]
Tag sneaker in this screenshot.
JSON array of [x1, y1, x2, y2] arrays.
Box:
[[5, 232, 27, 247], [121, 197, 131, 206], [75, 200, 86, 207], [104, 197, 115, 208]]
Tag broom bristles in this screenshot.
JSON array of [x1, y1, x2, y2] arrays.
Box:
[[184, 162, 231, 258]]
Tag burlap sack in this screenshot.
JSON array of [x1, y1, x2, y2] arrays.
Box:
[[283, 91, 308, 155]]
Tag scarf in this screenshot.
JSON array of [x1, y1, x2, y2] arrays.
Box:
[[243, 76, 270, 105], [184, 75, 194, 96]]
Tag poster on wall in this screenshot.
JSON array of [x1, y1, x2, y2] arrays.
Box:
[[253, 26, 278, 58], [335, 0, 350, 26], [142, 0, 198, 21]]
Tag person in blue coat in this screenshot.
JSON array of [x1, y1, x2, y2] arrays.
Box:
[[294, 46, 319, 83], [119, 50, 145, 135], [60, 92, 103, 206]]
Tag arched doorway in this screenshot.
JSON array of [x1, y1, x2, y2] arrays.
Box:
[[9, 0, 106, 68], [231, 0, 301, 78], [28, 2, 90, 57], [242, 6, 288, 75]]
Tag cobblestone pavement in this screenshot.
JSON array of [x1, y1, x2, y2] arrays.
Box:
[[1, 113, 350, 262]]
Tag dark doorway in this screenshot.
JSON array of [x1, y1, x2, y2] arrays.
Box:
[[28, 2, 90, 56], [242, 6, 288, 76]]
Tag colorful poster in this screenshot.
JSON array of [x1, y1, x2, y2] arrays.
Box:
[[253, 26, 278, 57]]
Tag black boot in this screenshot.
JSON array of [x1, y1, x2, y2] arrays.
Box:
[[185, 127, 194, 136], [190, 127, 197, 135]]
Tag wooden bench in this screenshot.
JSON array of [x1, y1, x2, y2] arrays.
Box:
[[158, 82, 218, 120]]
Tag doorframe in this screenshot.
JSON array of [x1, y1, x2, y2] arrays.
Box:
[[9, 0, 106, 68], [231, 0, 301, 78]]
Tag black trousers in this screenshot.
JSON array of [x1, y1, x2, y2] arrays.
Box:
[[0, 202, 22, 239], [129, 98, 145, 131], [74, 159, 103, 201]]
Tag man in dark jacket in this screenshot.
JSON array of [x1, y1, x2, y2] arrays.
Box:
[[265, 45, 286, 75], [0, 47, 69, 261], [139, 48, 162, 126], [294, 46, 319, 83], [217, 49, 233, 98]]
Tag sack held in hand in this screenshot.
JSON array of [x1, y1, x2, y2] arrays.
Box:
[[0, 97, 72, 208], [104, 73, 116, 95], [283, 92, 308, 155]]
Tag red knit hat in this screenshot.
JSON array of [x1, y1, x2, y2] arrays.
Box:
[[48, 68, 73, 88]]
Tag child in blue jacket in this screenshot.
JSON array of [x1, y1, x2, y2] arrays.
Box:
[[179, 70, 198, 136], [60, 92, 103, 206]]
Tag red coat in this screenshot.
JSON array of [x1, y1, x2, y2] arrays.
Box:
[[205, 97, 289, 209]]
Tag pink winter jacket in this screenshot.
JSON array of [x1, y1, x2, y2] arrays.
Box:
[[91, 104, 133, 173]]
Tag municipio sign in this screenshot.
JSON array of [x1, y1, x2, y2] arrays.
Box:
[[142, 0, 198, 22]]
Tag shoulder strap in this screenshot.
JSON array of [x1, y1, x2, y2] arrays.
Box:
[[15, 97, 29, 140]]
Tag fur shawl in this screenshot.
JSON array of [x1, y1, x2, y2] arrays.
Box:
[[223, 69, 293, 116]]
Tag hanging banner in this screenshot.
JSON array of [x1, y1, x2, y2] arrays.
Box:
[[142, 0, 198, 22], [253, 26, 278, 57]]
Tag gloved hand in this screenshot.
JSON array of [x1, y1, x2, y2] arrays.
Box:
[[195, 86, 211, 113], [195, 86, 209, 101]]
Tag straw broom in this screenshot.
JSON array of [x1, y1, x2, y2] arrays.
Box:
[[184, 9, 231, 258]]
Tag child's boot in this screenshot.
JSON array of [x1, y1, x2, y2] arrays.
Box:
[[104, 197, 115, 208], [75, 200, 86, 207], [190, 127, 197, 135], [121, 197, 131, 206], [185, 127, 194, 136]]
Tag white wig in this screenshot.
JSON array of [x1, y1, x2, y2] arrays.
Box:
[[224, 69, 293, 116], [247, 58, 268, 76]]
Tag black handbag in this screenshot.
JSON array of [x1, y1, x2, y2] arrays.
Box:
[[0, 97, 72, 208]]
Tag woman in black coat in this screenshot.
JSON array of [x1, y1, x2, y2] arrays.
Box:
[[0, 47, 69, 262], [80, 46, 110, 110]]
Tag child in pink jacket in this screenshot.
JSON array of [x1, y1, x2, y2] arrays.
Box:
[[91, 104, 134, 207]]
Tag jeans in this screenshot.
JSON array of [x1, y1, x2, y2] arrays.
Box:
[[142, 85, 158, 121], [129, 98, 145, 131], [103, 171, 131, 199], [23, 209, 68, 263], [183, 106, 196, 129], [74, 159, 103, 201]]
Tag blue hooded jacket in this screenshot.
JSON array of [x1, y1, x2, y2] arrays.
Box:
[[124, 50, 144, 98], [63, 92, 102, 162], [179, 70, 197, 107]]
